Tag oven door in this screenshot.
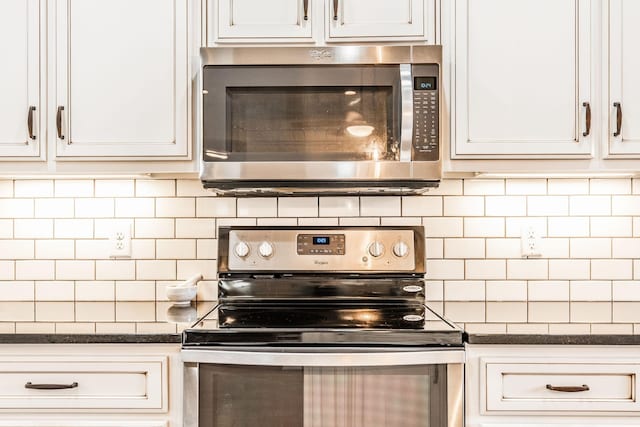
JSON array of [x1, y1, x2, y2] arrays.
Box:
[[183, 349, 463, 427]]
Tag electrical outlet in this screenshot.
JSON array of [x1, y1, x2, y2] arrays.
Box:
[[520, 225, 542, 258], [109, 225, 132, 258]]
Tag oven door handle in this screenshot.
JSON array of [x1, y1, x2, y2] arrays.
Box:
[[181, 349, 464, 366], [399, 63, 413, 162]]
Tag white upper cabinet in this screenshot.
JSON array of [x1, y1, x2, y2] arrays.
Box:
[[0, 0, 43, 159], [451, 0, 594, 158], [606, 0, 640, 157], [208, 0, 433, 44], [54, 0, 190, 158], [327, 0, 426, 40], [216, 0, 313, 42]]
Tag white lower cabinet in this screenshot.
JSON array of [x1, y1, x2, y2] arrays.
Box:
[[466, 344, 640, 427], [0, 344, 181, 427]]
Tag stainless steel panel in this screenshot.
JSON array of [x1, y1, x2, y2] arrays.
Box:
[[399, 63, 414, 162], [448, 363, 464, 427], [200, 45, 442, 66], [183, 362, 198, 427], [181, 349, 465, 366]]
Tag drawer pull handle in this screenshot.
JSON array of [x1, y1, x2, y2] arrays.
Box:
[[25, 382, 78, 390], [546, 384, 589, 393], [27, 106, 36, 141], [582, 102, 591, 137], [614, 102, 622, 137], [56, 106, 65, 141]]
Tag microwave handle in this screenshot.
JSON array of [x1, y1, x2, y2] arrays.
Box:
[[399, 64, 414, 162]]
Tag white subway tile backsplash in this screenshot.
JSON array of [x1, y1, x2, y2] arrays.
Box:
[[591, 179, 631, 195], [486, 281, 527, 301], [459, 323, 507, 334], [444, 281, 485, 301], [360, 197, 400, 216], [612, 238, 640, 258], [16, 260, 54, 280], [36, 302, 74, 322], [549, 323, 591, 334], [0, 220, 12, 239], [0, 281, 33, 301], [486, 302, 527, 323], [56, 323, 95, 334], [528, 302, 569, 323], [445, 302, 485, 322], [54, 180, 93, 198], [549, 259, 590, 280], [95, 322, 134, 334], [96, 260, 136, 280], [591, 217, 632, 237], [0, 240, 34, 260], [56, 260, 94, 280], [507, 259, 548, 280], [36, 240, 74, 259], [217, 218, 257, 227], [0, 199, 33, 218], [429, 179, 463, 195], [175, 219, 215, 238], [528, 281, 569, 301], [136, 260, 176, 280], [237, 198, 277, 217], [75, 240, 108, 260], [14, 219, 53, 239], [613, 302, 640, 322], [257, 218, 298, 226], [116, 281, 155, 301], [425, 260, 464, 280], [570, 281, 611, 301], [35, 281, 74, 301], [569, 302, 612, 322], [570, 238, 611, 258], [54, 219, 93, 239], [197, 239, 217, 259], [299, 217, 340, 226], [548, 179, 589, 195], [279, 198, 318, 217], [444, 238, 485, 259], [156, 198, 194, 218], [95, 180, 134, 197], [319, 197, 359, 217], [340, 217, 380, 226], [612, 196, 640, 215], [135, 180, 175, 197], [131, 239, 156, 259], [16, 322, 54, 333], [75, 281, 115, 301], [75, 199, 114, 218], [0, 181, 13, 197], [156, 239, 196, 259], [14, 180, 53, 198], [613, 281, 640, 301], [196, 198, 236, 217], [569, 196, 611, 216], [466, 260, 506, 280], [507, 323, 549, 334], [177, 260, 217, 280], [444, 196, 484, 216], [0, 262, 14, 280], [135, 218, 174, 238], [425, 238, 443, 259], [591, 323, 633, 334], [464, 180, 504, 195], [425, 281, 444, 301], [464, 217, 504, 237], [592, 259, 632, 280], [115, 198, 154, 217], [380, 217, 421, 226], [505, 179, 547, 195], [424, 217, 463, 237], [506, 217, 547, 237], [402, 196, 442, 217], [0, 302, 33, 321], [177, 179, 212, 197], [76, 302, 114, 322], [485, 196, 526, 216], [35, 199, 74, 218], [527, 196, 568, 216], [116, 302, 155, 322], [486, 239, 520, 258]]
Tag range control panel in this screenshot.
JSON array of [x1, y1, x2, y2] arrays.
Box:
[[222, 227, 424, 273]]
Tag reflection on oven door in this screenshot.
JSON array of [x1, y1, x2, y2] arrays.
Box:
[[199, 364, 447, 427]]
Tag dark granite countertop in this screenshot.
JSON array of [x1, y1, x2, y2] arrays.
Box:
[[0, 334, 181, 344], [466, 334, 640, 345]]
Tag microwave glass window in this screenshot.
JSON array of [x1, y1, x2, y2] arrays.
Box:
[[226, 86, 398, 161]]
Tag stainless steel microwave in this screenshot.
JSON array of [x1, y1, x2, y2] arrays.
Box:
[[199, 45, 444, 196]]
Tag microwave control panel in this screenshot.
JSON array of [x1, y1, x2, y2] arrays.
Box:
[[412, 64, 439, 162]]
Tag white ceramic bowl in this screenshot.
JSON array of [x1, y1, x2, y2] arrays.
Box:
[[166, 285, 197, 306]]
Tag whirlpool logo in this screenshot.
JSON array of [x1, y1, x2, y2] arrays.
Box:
[[309, 49, 332, 60], [313, 260, 329, 265]]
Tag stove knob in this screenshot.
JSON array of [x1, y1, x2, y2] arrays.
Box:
[[234, 241, 250, 258], [393, 241, 409, 258], [258, 241, 274, 258], [368, 241, 385, 258]]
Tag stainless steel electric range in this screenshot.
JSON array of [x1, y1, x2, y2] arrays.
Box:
[[182, 226, 463, 427]]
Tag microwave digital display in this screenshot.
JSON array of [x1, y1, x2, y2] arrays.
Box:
[[414, 77, 437, 91]]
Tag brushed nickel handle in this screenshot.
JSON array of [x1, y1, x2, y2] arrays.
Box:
[[25, 381, 78, 390], [582, 102, 591, 137], [27, 106, 36, 141], [303, 0, 309, 20], [333, 0, 338, 20], [614, 102, 622, 137], [56, 106, 65, 140], [546, 384, 589, 393]]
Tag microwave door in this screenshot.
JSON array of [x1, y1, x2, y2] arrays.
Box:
[[202, 65, 403, 164]]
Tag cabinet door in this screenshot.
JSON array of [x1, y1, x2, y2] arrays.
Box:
[[452, 0, 593, 158], [215, 0, 312, 41], [328, 0, 425, 40], [607, 0, 640, 156], [54, 0, 189, 158], [0, 0, 42, 158]]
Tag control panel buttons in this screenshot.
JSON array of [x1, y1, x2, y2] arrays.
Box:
[[393, 241, 410, 258], [258, 241, 274, 258], [234, 241, 250, 258], [368, 241, 385, 258]]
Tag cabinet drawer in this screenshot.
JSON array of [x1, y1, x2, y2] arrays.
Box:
[[484, 360, 640, 413], [0, 356, 167, 411]]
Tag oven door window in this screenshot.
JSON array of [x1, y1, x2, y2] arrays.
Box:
[[198, 363, 447, 427], [203, 65, 401, 162]]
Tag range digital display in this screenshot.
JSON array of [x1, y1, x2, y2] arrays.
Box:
[[313, 236, 330, 245], [414, 76, 437, 91]]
